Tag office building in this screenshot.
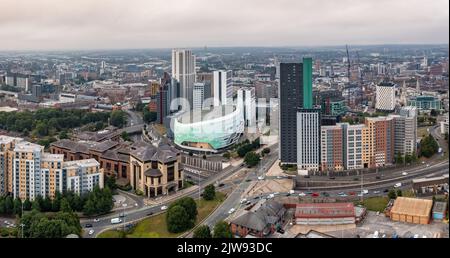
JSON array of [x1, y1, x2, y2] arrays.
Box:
[[407, 96, 442, 111], [279, 57, 313, 164], [129, 143, 183, 198], [394, 107, 418, 156], [193, 82, 205, 110], [375, 82, 396, 111], [343, 123, 365, 170], [172, 49, 196, 110], [297, 109, 320, 172], [237, 87, 256, 127], [213, 70, 233, 106]]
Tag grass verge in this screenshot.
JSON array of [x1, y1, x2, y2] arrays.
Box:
[[97, 192, 225, 238]]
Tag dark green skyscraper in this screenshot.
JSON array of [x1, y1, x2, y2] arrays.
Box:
[[279, 57, 314, 164]]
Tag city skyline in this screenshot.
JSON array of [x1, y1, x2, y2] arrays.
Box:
[[0, 0, 448, 51]]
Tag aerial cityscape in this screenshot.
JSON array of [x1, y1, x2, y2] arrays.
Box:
[[0, 0, 448, 243]]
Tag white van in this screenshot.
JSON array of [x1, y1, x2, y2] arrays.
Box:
[[394, 183, 402, 188], [111, 218, 122, 224]]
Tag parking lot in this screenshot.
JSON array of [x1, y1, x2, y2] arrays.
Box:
[[0, 217, 16, 229], [326, 211, 449, 238]]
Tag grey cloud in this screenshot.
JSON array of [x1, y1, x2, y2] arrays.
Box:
[[0, 0, 448, 50]]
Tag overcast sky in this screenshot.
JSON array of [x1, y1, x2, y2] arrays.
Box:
[[0, 0, 448, 50]]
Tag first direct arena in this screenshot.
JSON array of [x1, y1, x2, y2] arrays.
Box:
[[173, 105, 244, 153]]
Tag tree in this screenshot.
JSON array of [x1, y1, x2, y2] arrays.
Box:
[[60, 198, 72, 213], [203, 184, 216, 201], [244, 152, 260, 167], [395, 153, 404, 164], [222, 152, 231, 159], [23, 199, 32, 211], [404, 155, 412, 164], [143, 107, 157, 123], [167, 205, 192, 233], [193, 225, 212, 238], [388, 190, 397, 200], [213, 221, 233, 238], [170, 197, 197, 223], [83, 199, 96, 216], [396, 190, 403, 197], [110, 110, 127, 128], [13, 198, 22, 216], [262, 148, 271, 154], [430, 109, 438, 117], [420, 134, 439, 158], [58, 130, 69, 140], [121, 131, 130, 141], [4, 196, 14, 214]]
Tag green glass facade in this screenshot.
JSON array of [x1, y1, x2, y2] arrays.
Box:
[[302, 57, 313, 109], [407, 96, 442, 110]]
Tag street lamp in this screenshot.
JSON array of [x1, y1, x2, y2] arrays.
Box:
[[122, 203, 127, 232]]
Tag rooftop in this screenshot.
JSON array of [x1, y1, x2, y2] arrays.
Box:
[[295, 203, 355, 218], [390, 197, 433, 217]]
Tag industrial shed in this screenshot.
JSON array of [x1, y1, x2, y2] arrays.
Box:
[[390, 197, 433, 224]]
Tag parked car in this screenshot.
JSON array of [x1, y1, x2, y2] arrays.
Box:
[[88, 229, 95, 235], [373, 190, 380, 194], [93, 218, 100, 222], [322, 192, 330, 197], [402, 172, 408, 176], [257, 176, 265, 180], [383, 189, 389, 193], [240, 198, 247, 204], [146, 212, 154, 216], [85, 224, 93, 228], [329, 177, 335, 180], [228, 208, 236, 214], [289, 190, 295, 194], [304, 175, 310, 179], [276, 176, 283, 179], [348, 192, 356, 196], [394, 183, 402, 188], [376, 176, 381, 180], [277, 228, 285, 234], [218, 183, 225, 187], [298, 192, 306, 197], [311, 192, 319, 197], [161, 206, 168, 211]]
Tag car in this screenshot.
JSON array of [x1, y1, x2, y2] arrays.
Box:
[[402, 172, 408, 176], [245, 201, 251, 205], [289, 190, 295, 194], [161, 206, 168, 211], [257, 176, 265, 180], [228, 208, 235, 214], [338, 193, 348, 197], [298, 192, 306, 197], [413, 234, 419, 238], [88, 229, 95, 235], [93, 218, 100, 222], [253, 196, 260, 200], [276, 175, 283, 179], [322, 192, 330, 197], [373, 190, 381, 194], [146, 212, 154, 216], [85, 224, 93, 228], [329, 177, 335, 180], [245, 179, 251, 182], [426, 164, 430, 167], [394, 183, 402, 188], [348, 192, 356, 196], [305, 191, 313, 195], [119, 213, 126, 218], [362, 189, 369, 194], [311, 192, 319, 197], [218, 183, 225, 187], [277, 228, 285, 234], [304, 175, 310, 179], [376, 176, 381, 180], [240, 198, 247, 204], [110, 218, 122, 224], [357, 193, 363, 197], [338, 192, 346, 196], [422, 161, 426, 164], [273, 192, 280, 195], [267, 194, 275, 199], [383, 189, 389, 193]]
